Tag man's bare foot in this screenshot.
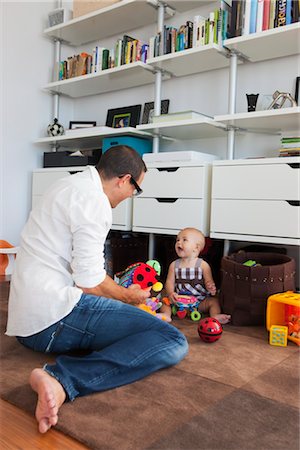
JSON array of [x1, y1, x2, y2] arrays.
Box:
[[29, 368, 66, 433], [213, 314, 231, 325]]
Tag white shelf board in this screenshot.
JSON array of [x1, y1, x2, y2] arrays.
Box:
[[137, 118, 228, 140], [44, 0, 203, 45], [215, 107, 300, 133], [224, 22, 300, 62], [210, 232, 300, 247], [44, 62, 163, 98], [35, 127, 152, 150], [147, 44, 230, 77]]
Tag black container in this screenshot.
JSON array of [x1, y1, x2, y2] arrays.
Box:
[[43, 151, 100, 168]]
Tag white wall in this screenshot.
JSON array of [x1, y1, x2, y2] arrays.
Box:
[[1, 0, 299, 260]]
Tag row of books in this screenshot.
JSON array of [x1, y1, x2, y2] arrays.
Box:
[[228, 0, 300, 38], [279, 135, 300, 156], [58, 35, 149, 80], [149, 5, 229, 58]]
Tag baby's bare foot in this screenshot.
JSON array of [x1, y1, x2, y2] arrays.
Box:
[[29, 368, 66, 433], [213, 314, 231, 325], [156, 313, 172, 322]]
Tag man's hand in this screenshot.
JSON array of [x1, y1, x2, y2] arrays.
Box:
[[127, 284, 151, 305], [168, 292, 179, 304]]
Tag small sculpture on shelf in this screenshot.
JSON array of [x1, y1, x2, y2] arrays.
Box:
[[246, 93, 259, 112], [268, 91, 297, 109], [47, 118, 65, 137]]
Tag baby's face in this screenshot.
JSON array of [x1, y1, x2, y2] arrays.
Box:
[[175, 231, 200, 258]]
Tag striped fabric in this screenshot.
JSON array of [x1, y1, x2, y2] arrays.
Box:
[[175, 258, 208, 301]]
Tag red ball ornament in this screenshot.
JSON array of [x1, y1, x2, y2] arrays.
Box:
[[197, 318, 223, 343]]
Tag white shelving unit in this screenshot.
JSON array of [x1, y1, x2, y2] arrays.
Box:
[[38, 2, 300, 246]]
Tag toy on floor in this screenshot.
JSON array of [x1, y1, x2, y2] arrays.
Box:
[[115, 260, 164, 317], [269, 325, 288, 347], [243, 260, 261, 267], [171, 295, 201, 321], [197, 317, 223, 343]]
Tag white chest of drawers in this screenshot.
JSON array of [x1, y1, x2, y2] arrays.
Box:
[[32, 167, 133, 231], [210, 157, 300, 246], [132, 161, 213, 235]]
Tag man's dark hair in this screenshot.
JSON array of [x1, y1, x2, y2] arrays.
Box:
[[96, 145, 147, 180]]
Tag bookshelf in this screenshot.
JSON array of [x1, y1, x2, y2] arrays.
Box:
[[44, 62, 169, 98], [43, 0, 202, 46], [224, 22, 300, 62]]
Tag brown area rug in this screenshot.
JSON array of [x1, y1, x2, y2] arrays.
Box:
[[1, 280, 299, 450]]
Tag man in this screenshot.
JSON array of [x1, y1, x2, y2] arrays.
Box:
[[6, 145, 188, 433]]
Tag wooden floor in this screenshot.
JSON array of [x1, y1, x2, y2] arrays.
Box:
[[0, 276, 89, 449]]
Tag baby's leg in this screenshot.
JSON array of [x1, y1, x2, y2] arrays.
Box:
[[159, 304, 172, 322], [198, 297, 231, 324]]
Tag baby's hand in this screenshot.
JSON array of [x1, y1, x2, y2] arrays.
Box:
[[206, 282, 216, 296], [168, 292, 179, 303]]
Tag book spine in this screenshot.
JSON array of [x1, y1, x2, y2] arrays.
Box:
[[243, 0, 252, 34], [262, 0, 271, 29], [277, 0, 287, 26], [286, 0, 292, 23], [269, 0, 276, 27], [291, 0, 300, 22], [256, 0, 264, 32], [250, 0, 258, 33]]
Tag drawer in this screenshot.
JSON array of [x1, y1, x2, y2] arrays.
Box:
[[211, 199, 300, 239], [32, 170, 83, 195], [141, 166, 208, 198], [111, 199, 132, 231], [212, 163, 300, 200], [133, 198, 209, 235]]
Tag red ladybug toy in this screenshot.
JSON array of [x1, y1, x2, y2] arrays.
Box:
[[197, 317, 223, 343]]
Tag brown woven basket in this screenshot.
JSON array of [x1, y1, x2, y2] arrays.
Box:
[[219, 251, 296, 326]]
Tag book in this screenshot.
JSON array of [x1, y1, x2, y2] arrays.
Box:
[[262, 0, 271, 30], [276, 0, 287, 26], [269, 0, 277, 27], [65, 126, 111, 136], [243, 0, 252, 34], [256, 0, 264, 32], [151, 110, 212, 123], [250, 0, 258, 33]]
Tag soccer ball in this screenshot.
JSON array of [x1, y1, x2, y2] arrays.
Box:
[[47, 118, 64, 137], [197, 317, 223, 343]]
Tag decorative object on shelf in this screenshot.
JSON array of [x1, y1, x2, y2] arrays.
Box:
[[151, 110, 212, 124], [106, 105, 142, 128], [69, 121, 96, 130], [73, 0, 120, 18], [256, 94, 273, 111], [47, 118, 64, 137], [246, 94, 259, 112], [268, 91, 297, 109], [295, 76, 300, 106], [48, 8, 72, 27], [141, 99, 170, 124]]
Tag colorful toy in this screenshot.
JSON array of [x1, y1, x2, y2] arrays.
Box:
[[266, 291, 300, 346], [115, 260, 164, 317], [171, 295, 201, 321], [269, 325, 288, 347], [243, 260, 261, 267], [197, 317, 223, 343]]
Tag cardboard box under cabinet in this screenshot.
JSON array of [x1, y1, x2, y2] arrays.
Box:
[[73, 0, 120, 18]]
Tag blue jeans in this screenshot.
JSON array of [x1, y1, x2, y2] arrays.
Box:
[[17, 294, 188, 401]]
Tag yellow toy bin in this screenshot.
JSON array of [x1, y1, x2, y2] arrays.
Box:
[[266, 291, 300, 346]]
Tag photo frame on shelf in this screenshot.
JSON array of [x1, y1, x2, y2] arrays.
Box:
[[295, 76, 300, 106], [141, 99, 170, 124], [69, 121, 97, 129], [106, 105, 142, 128]]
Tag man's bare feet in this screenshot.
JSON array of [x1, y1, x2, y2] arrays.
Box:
[[29, 368, 66, 433], [213, 314, 231, 325]]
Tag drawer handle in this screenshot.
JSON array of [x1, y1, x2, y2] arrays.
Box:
[[288, 163, 300, 169], [157, 167, 179, 172], [286, 200, 300, 207], [155, 198, 178, 203]]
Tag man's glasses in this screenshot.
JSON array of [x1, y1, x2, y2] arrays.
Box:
[[129, 176, 143, 197], [119, 175, 143, 197]]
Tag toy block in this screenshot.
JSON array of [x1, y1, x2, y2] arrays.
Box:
[[269, 325, 288, 347]]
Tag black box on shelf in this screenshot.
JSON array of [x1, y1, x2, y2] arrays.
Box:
[[43, 151, 100, 168]]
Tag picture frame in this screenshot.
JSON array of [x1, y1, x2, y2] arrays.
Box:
[[69, 121, 97, 130], [295, 76, 300, 106], [106, 105, 142, 128], [141, 99, 170, 124]]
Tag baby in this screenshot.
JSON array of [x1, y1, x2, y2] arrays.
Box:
[[160, 227, 231, 324]]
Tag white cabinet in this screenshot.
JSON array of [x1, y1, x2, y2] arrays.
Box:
[[132, 161, 212, 235], [32, 168, 133, 231], [210, 157, 300, 246]]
